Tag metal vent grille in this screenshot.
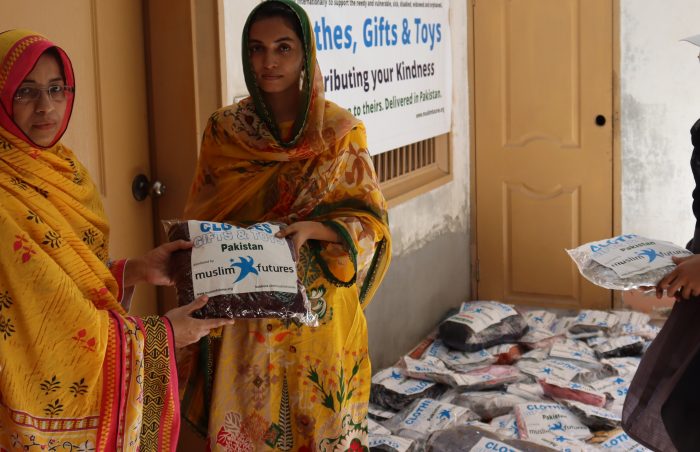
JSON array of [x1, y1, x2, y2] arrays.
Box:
[[372, 137, 437, 183]]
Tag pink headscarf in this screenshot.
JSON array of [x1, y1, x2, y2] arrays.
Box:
[[0, 29, 75, 148]]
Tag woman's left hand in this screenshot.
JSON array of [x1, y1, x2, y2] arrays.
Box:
[[275, 221, 340, 256], [125, 240, 194, 287]]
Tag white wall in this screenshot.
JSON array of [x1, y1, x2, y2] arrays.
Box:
[[620, 0, 700, 245]]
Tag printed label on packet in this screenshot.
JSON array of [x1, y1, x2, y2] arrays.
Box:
[[572, 310, 620, 330], [373, 367, 436, 395], [549, 340, 599, 365], [188, 221, 297, 297], [601, 357, 640, 376], [589, 236, 691, 278], [490, 414, 519, 438], [368, 435, 414, 451], [514, 403, 592, 440], [589, 375, 631, 400], [398, 398, 467, 433], [594, 336, 644, 354], [612, 310, 650, 327], [525, 310, 558, 329], [540, 376, 606, 401], [423, 339, 493, 366], [601, 431, 651, 451], [469, 437, 523, 452], [566, 400, 621, 422], [517, 359, 583, 382], [448, 301, 518, 333]]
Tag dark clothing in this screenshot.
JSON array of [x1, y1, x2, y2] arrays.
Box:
[[690, 119, 700, 252], [623, 119, 700, 452], [623, 298, 700, 452]]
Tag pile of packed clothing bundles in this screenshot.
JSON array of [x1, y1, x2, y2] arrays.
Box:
[[368, 301, 659, 451]]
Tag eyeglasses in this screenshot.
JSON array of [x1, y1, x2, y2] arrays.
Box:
[[13, 85, 75, 104]]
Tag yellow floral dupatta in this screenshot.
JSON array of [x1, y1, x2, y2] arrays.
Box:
[[181, 1, 391, 449], [0, 30, 179, 451]]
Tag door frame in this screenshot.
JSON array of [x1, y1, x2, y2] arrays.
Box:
[[141, 0, 224, 314], [467, 0, 622, 307]]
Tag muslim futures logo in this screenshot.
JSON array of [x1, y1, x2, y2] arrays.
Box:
[[231, 256, 259, 283]]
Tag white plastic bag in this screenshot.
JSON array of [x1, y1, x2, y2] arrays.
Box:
[[566, 234, 691, 290]]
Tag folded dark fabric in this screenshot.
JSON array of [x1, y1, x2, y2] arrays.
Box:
[[622, 298, 700, 452]]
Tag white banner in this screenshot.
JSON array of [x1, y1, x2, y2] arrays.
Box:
[[294, 0, 452, 154]]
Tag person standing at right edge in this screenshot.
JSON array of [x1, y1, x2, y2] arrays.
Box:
[[623, 34, 700, 452], [178, 1, 392, 450], [688, 102, 700, 252]]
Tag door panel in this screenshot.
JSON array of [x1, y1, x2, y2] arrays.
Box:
[[474, 0, 613, 309], [1, 0, 156, 315]]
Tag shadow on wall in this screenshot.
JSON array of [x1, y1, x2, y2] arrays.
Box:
[[365, 230, 470, 370]]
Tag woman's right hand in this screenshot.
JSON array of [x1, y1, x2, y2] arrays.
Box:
[[165, 295, 235, 348], [656, 254, 700, 300]]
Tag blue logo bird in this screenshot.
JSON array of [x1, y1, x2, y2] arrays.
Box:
[[549, 421, 564, 432], [637, 248, 660, 263], [230, 256, 258, 283]]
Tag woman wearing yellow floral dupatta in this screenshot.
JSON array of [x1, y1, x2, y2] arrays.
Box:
[[181, 1, 391, 450], [0, 30, 233, 451]]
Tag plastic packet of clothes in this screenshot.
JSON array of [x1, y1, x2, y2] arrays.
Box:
[[369, 435, 416, 452], [519, 347, 551, 362], [424, 425, 559, 452], [611, 310, 649, 332], [549, 339, 600, 368], [518, 327, 564, 349], [599, 429, 652, 451], [566, 234, 692, 290], [488, 344, 524, 365], [369, 403, 397, 421], [489, 414, 520, 439], [164, 220, 316, 325], [609, 311, 660, 340], [538, 376, 608, 407], [369, 418, 392, 435], [439, 301, 529, 352], [551, 316, 577, 335], [369, 418, 417, 452], [562, 400, 621, 430], [370, 367, 447, 411], [421, 339, 495, 372], [400, 356, 466, 387], [381, 398, 480, 440], [524, 310, 559, 331], [568, 310, 620, 336], [450, 390, 529, 420], [517, 357, 616, 384], [588, 375, 632, 417], [402, 356, 524, 390], [424, 425, 509, 452], [507, 382, 546, 402], [600, 357, 641, 377], [592, 336, 645, 359], [513, 402, 593, 441], [529, 433, 599, 452]]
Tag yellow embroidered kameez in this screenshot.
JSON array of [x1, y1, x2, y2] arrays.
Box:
[[0, 29, 179, 451], [180, 2, 391, 450]]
